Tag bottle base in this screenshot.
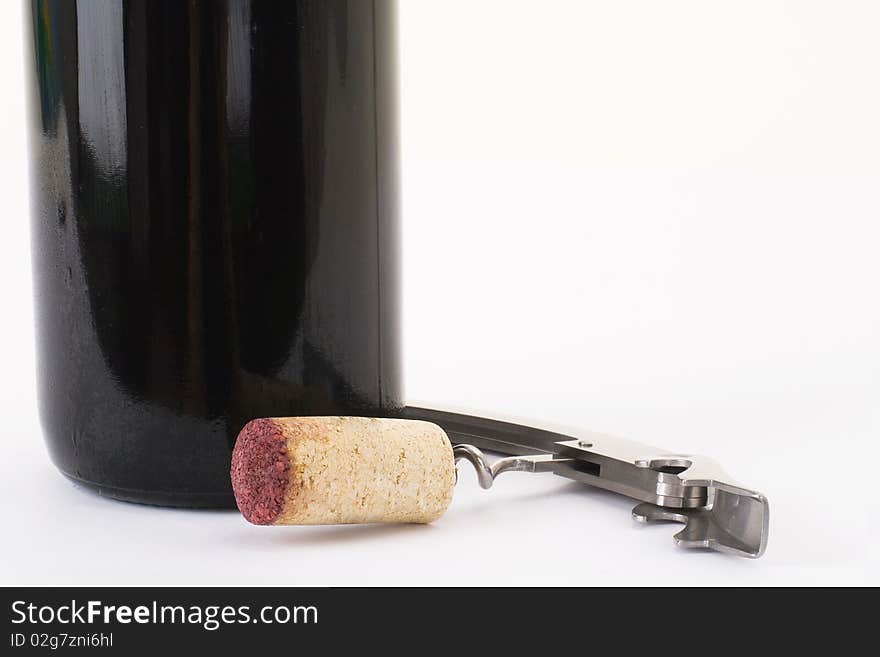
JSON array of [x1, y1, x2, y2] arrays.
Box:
[[61, 472, 237, 509]]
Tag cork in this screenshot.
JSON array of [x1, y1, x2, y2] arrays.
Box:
[[230, 417, 456, 526]]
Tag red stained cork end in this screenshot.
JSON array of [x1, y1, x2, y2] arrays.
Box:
[[230, 418, 290, 525]]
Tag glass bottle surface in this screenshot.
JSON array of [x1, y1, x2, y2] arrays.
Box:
[[27, 0, 401, 507]]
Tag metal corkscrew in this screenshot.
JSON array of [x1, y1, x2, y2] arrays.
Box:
[[426, 408, 768, 558]]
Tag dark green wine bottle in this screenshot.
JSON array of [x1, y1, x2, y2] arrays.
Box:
[[27, 0, 401, 507]]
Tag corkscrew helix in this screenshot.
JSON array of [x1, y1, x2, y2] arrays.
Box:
[[452, 444, 555, 489], [416, 407, 768, 558]]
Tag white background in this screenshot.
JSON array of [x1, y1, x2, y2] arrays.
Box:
[[1, 0, 878, 585]]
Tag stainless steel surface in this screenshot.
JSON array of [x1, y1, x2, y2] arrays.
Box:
[[409, 405, 768, 558]]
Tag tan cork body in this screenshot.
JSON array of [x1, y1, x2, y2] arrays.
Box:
[[231, 416, 456, 525]]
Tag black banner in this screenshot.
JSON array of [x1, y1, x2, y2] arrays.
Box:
[[0, 586, 868, 653]]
